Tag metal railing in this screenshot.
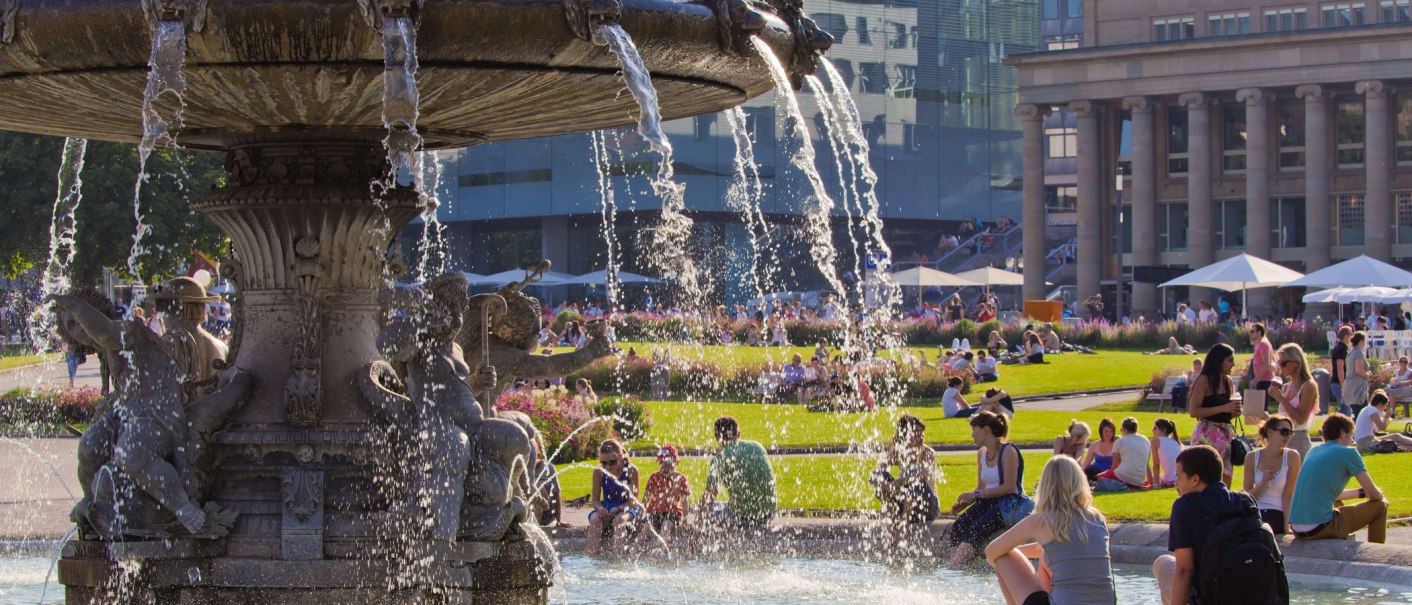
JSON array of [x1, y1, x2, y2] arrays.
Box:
[[892, 224, 1021, 272]]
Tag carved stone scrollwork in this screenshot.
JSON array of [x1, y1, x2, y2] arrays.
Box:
[[358, 0, 422, 29], [693, 0, 768, 56], [757, 0, 833, 89], [0, 0, 22, 44], [281, 469, 325, 560], [283, 470, 322, 522], [141, 0, 210, 32], [286, 236, 323, 425], [564, 0, 621, 45], [223, 143, 391, 190]]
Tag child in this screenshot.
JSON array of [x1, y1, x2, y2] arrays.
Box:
[[586, 440, 640, 556], [641, 444, 692, 549]]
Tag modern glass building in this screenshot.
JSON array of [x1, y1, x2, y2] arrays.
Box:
[[415, 0, 1038, 303]]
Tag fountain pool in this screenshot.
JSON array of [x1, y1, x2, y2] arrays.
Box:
[[1, 553, 1409, 605]]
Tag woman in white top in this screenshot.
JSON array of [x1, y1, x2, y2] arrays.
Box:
[[1354, 390, 1412, 453], [942, 376, 974, 418], [1148, 418, 1183, 488], [1242, 414, 1301, 535], [1266, 343, 1318, 457]]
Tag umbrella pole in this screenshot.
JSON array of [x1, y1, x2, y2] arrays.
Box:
[[1242, 283, 1247, 321]]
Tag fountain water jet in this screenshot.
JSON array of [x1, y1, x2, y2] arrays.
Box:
[[29, 138, 88, 350], [128, 17, 188, 280]]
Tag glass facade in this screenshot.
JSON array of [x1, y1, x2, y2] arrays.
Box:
[[431, 0, 1038, 281]]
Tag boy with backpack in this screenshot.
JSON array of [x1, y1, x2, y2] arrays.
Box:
[[1153, 445, 1289, 605]]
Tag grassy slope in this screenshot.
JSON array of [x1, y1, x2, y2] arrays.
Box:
[[0, 352, 58, 371], [558, 451, 1412, 523]]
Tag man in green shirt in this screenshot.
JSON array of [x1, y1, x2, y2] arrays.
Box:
[[701, 416, 776, 528]]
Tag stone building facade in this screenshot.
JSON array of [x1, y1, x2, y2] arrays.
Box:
[[1009, 0, 1412, 315]]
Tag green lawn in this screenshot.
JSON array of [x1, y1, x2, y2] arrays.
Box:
[[0, 351, 58, 371], [637, 400, 1216, 449], [558, 451, 1412, 523], [572, 342, 1213, 400]]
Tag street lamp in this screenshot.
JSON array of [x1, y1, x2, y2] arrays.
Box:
[[1115, 167, 1125, 322]]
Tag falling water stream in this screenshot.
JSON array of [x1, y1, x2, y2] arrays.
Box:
[[379, 16, 423, 181], [414, 150, 449, 281], [804, 75, 867, 311], [128, 19, 188, 280], [598, 23, 703, 309], [28, 138, 88, 350], [590, 131, 621, 307], [723, 107, 777, 304]]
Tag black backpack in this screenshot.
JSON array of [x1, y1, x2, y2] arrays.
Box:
[[1192, 491, 1290, 605]]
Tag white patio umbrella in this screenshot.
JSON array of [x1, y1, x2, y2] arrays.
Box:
[[1301, 288, 1347, 304], [477, 268, 576, 285], [1158, 253, 1305, 318], [955, 267, 1026, 287], [1376, 287, 1412, 304], [1334, 286, 1397, 304], [559, 269, 664, 285], [888, 266, 979, 287], [1282, 255, 1412, 289]]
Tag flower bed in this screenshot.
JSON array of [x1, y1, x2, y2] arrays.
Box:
[[494, 386, 620, 463]]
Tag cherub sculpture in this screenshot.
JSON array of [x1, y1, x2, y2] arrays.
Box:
[[458, 260, 615, 416], [356, 272, 534, 542], [48, 292, 249, 540]]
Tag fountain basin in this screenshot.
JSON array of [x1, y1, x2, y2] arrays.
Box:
[[0, 0, 801, 149]]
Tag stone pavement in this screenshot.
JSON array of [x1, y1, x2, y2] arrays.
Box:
[[0, 437, 80, 540]]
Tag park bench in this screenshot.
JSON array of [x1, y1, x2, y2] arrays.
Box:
[[1145, 376, 1184, 413]]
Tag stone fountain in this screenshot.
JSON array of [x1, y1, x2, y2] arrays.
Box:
[[0, 0, 828, 602]]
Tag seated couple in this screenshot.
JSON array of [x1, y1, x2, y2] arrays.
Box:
[[942, 377, 1013, 418]]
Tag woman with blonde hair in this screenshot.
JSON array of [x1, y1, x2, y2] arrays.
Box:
[[1266, 343, 1318, 457], [985, 456, 1116, 605], [1052, 420, 1091, 459]]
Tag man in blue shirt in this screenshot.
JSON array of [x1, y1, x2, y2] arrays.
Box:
[[1289, 414, 1388, 543], [778, 354, 806, 401]]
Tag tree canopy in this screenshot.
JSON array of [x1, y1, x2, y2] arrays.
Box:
[[0, 131, 229, 287]]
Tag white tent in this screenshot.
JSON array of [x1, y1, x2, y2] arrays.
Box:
[[955, 267, 1025, 287], [1376, 287, 1412, 304], [475, 268, 576, 286], [888, 266, 978, 287], [1282, 255, 1412, 289], [559, 269, 664, 285], [1301, 288, 1347, 304], [1158, 253, 1305, 318]]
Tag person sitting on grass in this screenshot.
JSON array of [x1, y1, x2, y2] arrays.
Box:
[[870, 414, 940, 551], [1385, 356, 1412, 418], [1093, 417, 1151, 491], [1154, 445, 1289, 605], [978, 388, 1015, 418], [1353, 390, 1412, 453], [1149, 418, 1183, 489], [948, 411, 1026, 567], [1243, 414, 1301, 536], [950, 351, 975, 376], [1081, 418, 1117, 481], [974, 350, 1000, 383], [1041, 324, 1062, 354], [1053, 420, 1092, 459], [1290, 414, 1388, 543], [1144, 336, 1197, 356], [985, 456, 1117, 605], [586, 440, 641, 556], [943, 376, 975, 418], [639, 444, 691, 551], [778, 353, 807, 402], [987, 330, 1009, 356], [1020, 331, 1045, 364]]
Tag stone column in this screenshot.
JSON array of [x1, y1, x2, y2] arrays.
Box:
[[1123, 96, 1158, 315], [1297, 84, 1333, 272], [1071, 100, 1102, 304], [1238, 88, 1274, 315], [1018, 103, 1051, 303], [1358, 80, 1393, 259], [1180, 92, 1214, 303]]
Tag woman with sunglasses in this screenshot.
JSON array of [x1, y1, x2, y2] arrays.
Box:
[[1267, 343, 1318, 457], [1242, 414, 1302, 535], [586, 440, 641, 556]]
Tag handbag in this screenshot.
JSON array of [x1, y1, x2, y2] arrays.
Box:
[[1230, 417, 1253, 466], [994, 443, 1035, 526]]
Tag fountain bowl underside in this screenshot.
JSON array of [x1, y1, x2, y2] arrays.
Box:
[[0, 0, 799, 149]]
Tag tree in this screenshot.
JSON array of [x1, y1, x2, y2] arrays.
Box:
[[0, 130, 229, 287]]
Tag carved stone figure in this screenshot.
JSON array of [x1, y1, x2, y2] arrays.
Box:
[[151, 276, 229, 401], [357, 272, 534, 542], [458, 261, 615, 416], [48, 293, 249, 540]]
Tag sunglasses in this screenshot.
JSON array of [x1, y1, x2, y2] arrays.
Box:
[[1269, 427, 1292, 437], [1279, 360, 1297, 368], [599, 457, 622, 467]]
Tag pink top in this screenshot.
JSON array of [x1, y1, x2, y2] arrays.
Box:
[[1253, 339, 1276, 383]]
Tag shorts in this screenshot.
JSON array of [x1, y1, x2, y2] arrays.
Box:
[[649, 511, 681, 531], [1260, 508, 1286, 535], [588, 502, 640, 523], [1023, 591, 1052, 605]]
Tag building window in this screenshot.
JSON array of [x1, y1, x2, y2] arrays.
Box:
[[1068, 0, 1083, 18], [1168, 107, 1189, 175], [1047, 185, 1078, 212], [1322, 3, 1366, 26], [902, 123, 921, 152], [1265, 7, 1309, 30], [1043, 0, 1060, 19], [1159, 203, 1190, 251], [1223, 103, 1248, 173], [1337, 96, 1366, 168], [1044, 34, 1082, 50], [1046, 127, 1078, 158], [1217, 200, 1248, 249], [858, 62, 888, 94], [1208, 13, 1252, 35], [694, 114, 715, 141], [1383, 0, 1412, 21], [1338, 194, 1365, 245], [813, 13, 847, 42], [743, 106, 775, 150], [1398, 192, 1412, 244], [888, 21, 909, 48], [892, 65, 916, 98], [1153, 17, 1196, 41], [1271, 197, 1307, 247], [1279, 98, 1306, 170], [1397, 92, 1412, 165], [831, 59, 855, 90]]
